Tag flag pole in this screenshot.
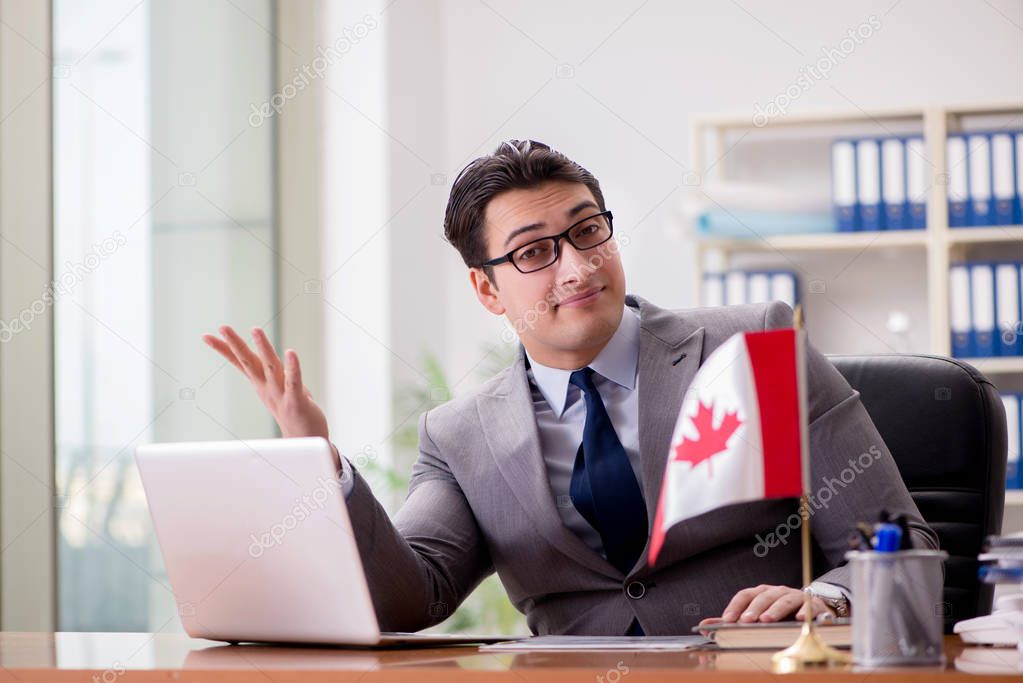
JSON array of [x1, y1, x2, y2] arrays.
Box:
[[771, 305, 850, 671]]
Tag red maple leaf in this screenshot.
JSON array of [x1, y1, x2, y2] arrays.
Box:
[[672, 401, 743, 477]]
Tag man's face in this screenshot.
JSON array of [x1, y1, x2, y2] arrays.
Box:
[[470, 181, 627, 369]]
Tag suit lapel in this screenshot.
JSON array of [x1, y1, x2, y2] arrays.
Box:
[[477, 352, 621, 579], [629, 295, 705, 572]]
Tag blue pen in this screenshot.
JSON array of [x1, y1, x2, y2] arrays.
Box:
[[874, 523, 903, 552]]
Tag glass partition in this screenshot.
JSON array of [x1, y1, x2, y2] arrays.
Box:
[[53, 0, 278, 630]]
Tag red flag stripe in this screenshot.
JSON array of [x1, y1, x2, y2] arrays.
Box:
[[744, 330, 803, 498]]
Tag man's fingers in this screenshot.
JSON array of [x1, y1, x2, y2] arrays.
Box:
[[251, 327, 284, 389], [284, 349, 303, 393], [722, 586, 763, 621], [696, 616, 724, 636], [739, 587, 789, 623], [202, 334, 245, 374], [759, 591, 807, 622], [219, 326, 265, 382]]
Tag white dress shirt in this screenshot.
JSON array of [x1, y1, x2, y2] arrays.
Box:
[[524, 306, 642, 558]]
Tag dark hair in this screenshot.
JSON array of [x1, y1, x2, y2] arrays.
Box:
[[443, 139, 606, 269]]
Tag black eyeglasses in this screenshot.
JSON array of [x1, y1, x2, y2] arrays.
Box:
[[482, 210, 615, 274]]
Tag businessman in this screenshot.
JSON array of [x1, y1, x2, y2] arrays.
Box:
[[204, 139, 938, 636]]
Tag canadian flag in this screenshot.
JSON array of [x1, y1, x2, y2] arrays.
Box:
[[648, 328, 808, 566]]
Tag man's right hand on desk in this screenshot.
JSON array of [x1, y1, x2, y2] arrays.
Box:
[[202, 326, 343, 472]]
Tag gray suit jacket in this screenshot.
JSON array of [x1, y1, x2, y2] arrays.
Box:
[[345, 295, 939, 635]]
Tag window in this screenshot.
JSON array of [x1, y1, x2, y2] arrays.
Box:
[[53, 0, 278, 630]]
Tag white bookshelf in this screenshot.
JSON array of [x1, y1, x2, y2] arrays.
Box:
[[689, 102, 1023, 509], [965, 357, 1023, 375], [696, 229, 929, 253]]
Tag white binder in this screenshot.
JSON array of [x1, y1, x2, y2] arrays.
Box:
[[747, 273, 771, 304], [995, 263, 1020, 355], [1003, 394, 1020, 487], [881, 138, 907, 229], [949, 264, 972, 357], [967, 134, 992, 226], [947, 135, 970, 227], [832, 140, 858, 231], [703, 274, 725, 307], [905, 137, 927, 228], [725, 271, 746, 306], [1016, 133, 1023, 222], [856, 139, 882, 230], [991, 133, 1015, 225], [770, 272, 797, 309], [970, 263, 996, 356]]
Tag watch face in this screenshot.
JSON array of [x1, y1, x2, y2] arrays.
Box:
[[825, 597, 849, 617]]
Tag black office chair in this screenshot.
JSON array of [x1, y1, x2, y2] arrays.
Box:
[[830, 354, 1007, 634]]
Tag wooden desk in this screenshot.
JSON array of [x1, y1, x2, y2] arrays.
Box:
[[0, 633, 1016, 681]]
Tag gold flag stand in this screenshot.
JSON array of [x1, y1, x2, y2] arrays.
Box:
[[771, 306, 850, 672]]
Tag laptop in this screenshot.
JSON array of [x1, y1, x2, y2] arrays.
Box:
[[136, 436, 510, 647]]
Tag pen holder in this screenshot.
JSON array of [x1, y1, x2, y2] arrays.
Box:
[[845, 549, 949, 667]]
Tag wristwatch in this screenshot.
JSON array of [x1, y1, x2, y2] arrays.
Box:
[[806, 584, 851, 619]]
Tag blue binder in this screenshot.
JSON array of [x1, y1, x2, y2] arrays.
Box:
[[905, 136, 927, 230], [991, 133, 1016, 226], [881, 137, 908, 230], [968, 134, 994, 226], [857, 138, 883, 230], [832, 140, 859, 232], [947, 135, 970, 227], [949, 263, 972, 357], [1016, 132, 1023, 225], [1004, 393, 1021, 489], [970, 262, 996, 357], [995, 262, 1021, 356]]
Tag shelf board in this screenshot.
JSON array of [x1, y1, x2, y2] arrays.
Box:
[[944, 101, 1023, 116], [947, 226, 1023, 244], [692, 101, 1023, 131], [1006, 490, 1023, 506], [959, 357, 1023, 374], [697, 230, 928, 252], [692, 106, 925, 130]]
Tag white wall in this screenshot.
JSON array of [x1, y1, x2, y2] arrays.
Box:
[[386, 0, 1023, 385], [310, 0, 1023, 454]]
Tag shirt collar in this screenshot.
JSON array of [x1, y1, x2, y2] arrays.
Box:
[[524, 306, 640, 418]]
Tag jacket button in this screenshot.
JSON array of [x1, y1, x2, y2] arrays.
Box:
[[626, 581, 646, 600]]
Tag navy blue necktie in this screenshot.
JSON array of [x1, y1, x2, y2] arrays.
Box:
[[568, 367, 648, 575]]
